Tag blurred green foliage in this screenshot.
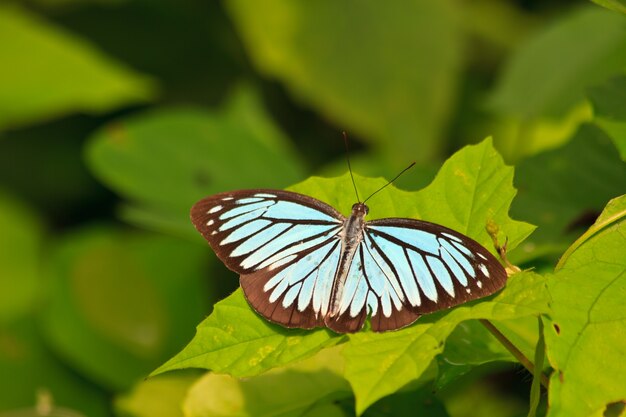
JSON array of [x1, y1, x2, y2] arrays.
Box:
[[0, 1, 624, 417]]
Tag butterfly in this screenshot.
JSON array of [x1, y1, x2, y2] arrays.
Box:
[[190, 184, 508, 333]]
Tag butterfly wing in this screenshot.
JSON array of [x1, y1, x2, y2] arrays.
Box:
[[328, 218, 508, 333], [191, 189, 345, 328]]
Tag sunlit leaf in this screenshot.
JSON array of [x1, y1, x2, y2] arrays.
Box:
[[225, 0, 463, 164], [0, 4, 155, 130], [545, 195, 626, 417], [151, 289, 342, 378], [182, 348, 351, 417], [115, 371, 202, 417]]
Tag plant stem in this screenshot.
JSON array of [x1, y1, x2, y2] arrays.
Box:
[[479, 319, 549, 389]]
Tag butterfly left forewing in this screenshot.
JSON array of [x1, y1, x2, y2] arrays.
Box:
[[191, 189, 344, 274], [191, 189, 346, 329]]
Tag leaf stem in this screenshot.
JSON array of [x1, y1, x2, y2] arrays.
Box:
[[479, 319, 549, 389]]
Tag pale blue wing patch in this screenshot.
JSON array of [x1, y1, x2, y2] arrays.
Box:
[[218, 200, 274, 221], [238, 224, 339, 270], [220, 219, 271, 245], [262, 240, 341, 316], [406, 249, 438, 302], [282, 282, 302, 308], [369, 234, 421, 307], [251, 226, 340, 270], [219, 207, 268, 231], [230, 223, 291, 257], [363, 234, 405, 303], [263, 201, 341, 223], [426, 255, 454, 297], [438, 238, 475, 279], [367, 225, 440, 255], [337, 257, 363, 315], [313, 242, 341, 317]]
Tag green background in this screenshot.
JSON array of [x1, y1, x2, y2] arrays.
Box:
[[1, 1, 625, 416]]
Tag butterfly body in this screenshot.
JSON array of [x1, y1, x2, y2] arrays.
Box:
[[191, 189, 507, 333]]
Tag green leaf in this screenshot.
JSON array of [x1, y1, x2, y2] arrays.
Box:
[[545, 195, 626, 417], [591, 0, 626, 14], [589, 75, 626, 161], [225, 0, 462, 163], [182, 347, 351, 417], [489, 7, 626, 119], [86, 86, 303, 238], [344, 271, 549, 415], [115, 371, 202, 417], [511, 124, 626, 263], [0, 4, 155, 130], [151, 289, 342, 378], [0, 190, 42, 323], [42, 226, 211, 390]]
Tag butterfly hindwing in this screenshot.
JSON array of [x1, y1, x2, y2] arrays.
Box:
[[240, 239, 342, 329], [191, 190, 345, 328]]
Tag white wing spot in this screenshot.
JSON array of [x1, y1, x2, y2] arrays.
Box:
[[208, 205, 222, 214], [478, 253, 488, 261], [478, 264, 490, 277], [207, 219, 214, 226], [222, 197, 234, 201], [442, 232, 462, 243], [477, 281, 483, 288], [466, 288, 471, 294], [210, 231, 217, 235], [255, 193, 277, 198]]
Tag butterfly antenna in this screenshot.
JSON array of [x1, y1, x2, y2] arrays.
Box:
[[363, 161, 416, 204], [343, 131, 361, 202]]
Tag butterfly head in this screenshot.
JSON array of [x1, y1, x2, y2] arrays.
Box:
[[351, 202, 369, 218]]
